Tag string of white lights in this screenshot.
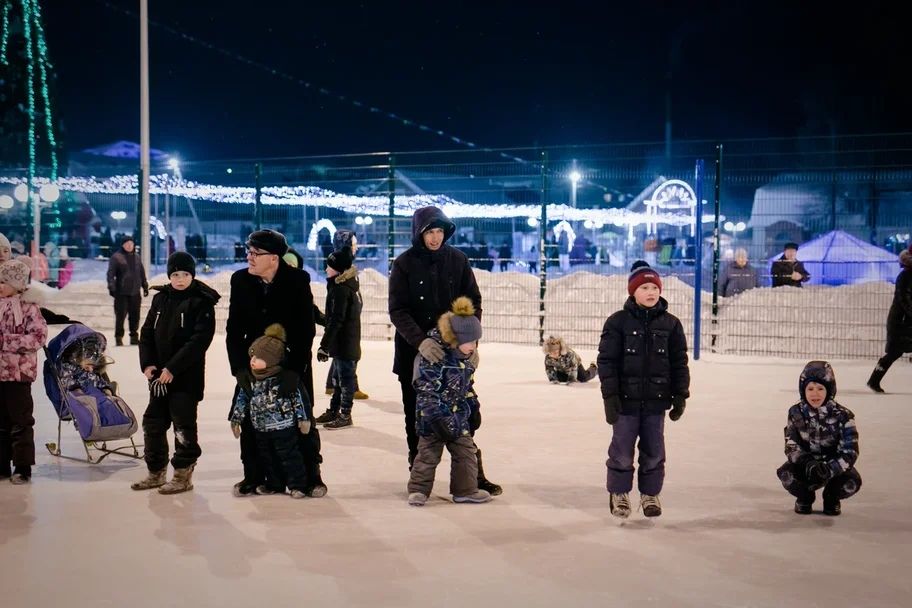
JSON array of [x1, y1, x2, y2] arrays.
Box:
[[0, 174, 708, 227]]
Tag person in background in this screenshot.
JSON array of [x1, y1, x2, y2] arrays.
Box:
[[867, 244, 912, 392], [719, 248, 760, 297], [771, 242, 810, 288], [106, 235, 149, 346]]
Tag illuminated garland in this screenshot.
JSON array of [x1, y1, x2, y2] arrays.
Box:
[[0, 2, 10, 64], [0, 174, 710, 227], [28, 0, 57, 178]]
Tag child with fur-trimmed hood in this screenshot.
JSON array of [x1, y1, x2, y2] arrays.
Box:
[[543, 335, 597, 384], [407, 297, 493, 506]]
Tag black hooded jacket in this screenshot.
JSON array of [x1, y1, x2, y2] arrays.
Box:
[[597, 296, 690, 415], [107, 246, 149, 296], [319, 266, 362, 361], [389, 207, 482, 379], [886, 257, 912, 352], [139, 279, 220, 401]]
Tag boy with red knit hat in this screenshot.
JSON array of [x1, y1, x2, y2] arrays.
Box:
[[596, 260, 690, 519]]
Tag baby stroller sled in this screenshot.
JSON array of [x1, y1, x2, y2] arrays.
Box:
[[43, 324, 141, 464]]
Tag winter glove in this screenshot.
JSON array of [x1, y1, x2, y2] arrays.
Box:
[[276, 369, 300, 398], [418, 338, 445, 363], [669, 396, 686, 421], [805, 460, 832, 486], [298, 419, 312, 435], [231, 423, 241, 439], [143, 288, 149, 297], [603, 395, 620, 425], [108, 289, 116, 298], [235, 369, 254, 398], [469, 408, 482, 432], [149, 378, 168, 398], [316, 347, 330, 363]]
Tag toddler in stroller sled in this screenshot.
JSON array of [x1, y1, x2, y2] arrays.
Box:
[[58, 333, 116, 396]]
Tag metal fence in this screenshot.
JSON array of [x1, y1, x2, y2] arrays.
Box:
[[1, 134, 910, 359]]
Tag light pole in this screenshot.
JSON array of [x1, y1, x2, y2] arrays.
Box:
[[569, 163, 581, 208], [139, 0, 151, 270]]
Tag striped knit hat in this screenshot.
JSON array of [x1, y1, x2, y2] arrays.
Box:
[[627, 260, 662, 296]]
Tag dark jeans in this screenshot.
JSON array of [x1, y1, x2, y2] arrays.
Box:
[[324, 360, 361, 392], [399, 377, 419, 465], [257, 426, 309, 493], [777, 461, 862, 503], [141, 392, 201, 471], [113, 294, 141, 338], [328, 358, 357, 415], [0, 382, 35, 470], [606, 412, 666, 495]]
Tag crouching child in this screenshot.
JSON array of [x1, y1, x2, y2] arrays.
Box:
[[407, 297, 492, 506], [230, 324, 313, 498], [777, 361, 861, 516], [543, 334, 597, 384]]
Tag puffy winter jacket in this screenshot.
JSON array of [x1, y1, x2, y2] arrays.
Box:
[[0, 295, 48, 383], [230, 374, 308, 433], [597, 297, 690, 415], [318, 266, 362, 361], [413, 328, 479, 440], [885, 263, 912, 353], [389, 206, 481, 379], [784, 400, 859, 477], [139, 280, 220, 401]]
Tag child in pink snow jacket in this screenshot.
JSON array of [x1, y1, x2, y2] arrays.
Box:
[[0, 259, 49, 484]]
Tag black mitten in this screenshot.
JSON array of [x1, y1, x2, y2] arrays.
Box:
[[469, 408, 482, 431], [805, 460, 832, 486], [603, 395, 620, 425], [669, 396, 686, 421]]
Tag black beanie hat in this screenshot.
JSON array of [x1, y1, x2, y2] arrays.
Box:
[[326, 246, 354, 273], [167, 251, 196, 278], [246, 229, 289, 256]]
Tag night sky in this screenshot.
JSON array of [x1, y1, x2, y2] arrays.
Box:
[[40, 0, 910, 161]]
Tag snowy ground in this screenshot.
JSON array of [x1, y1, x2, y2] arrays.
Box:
[[1, 338, 910, 608]]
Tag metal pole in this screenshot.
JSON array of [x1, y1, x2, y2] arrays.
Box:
[[139, 0, 151, 269], [693, 159, 704, 360], [711, 145, 723, 350], [539, 151, 548, 346], [388, 156, 395, 274], [570, 158, 577, 208], [254, 162, 262, 230]]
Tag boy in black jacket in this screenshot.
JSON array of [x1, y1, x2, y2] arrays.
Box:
[[597, 261, 690, 519], [315, 243, 362, 429], [132, 252, 219, 494]]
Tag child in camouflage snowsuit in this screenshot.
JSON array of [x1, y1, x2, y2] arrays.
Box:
[[777, 360, 861, 516], [230, 324, 313, 498], [543, 335, 597, 384], [407, 297, 492, 506]]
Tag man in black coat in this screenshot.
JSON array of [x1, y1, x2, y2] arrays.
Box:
[[771, 242, 811, 287], [389, 206, 501, 495], [106, 235, 149, 346], [868, 245, 912, 392], [226, 229, 325, 497]]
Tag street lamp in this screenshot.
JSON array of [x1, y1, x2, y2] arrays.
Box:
[[39, 183, 60, 203], [569, 168, 581, 208], [0, 195, 13, 210]]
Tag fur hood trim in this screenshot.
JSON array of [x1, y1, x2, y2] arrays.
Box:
[[542, 335, 569, 355], [437, 296, 475, 348]]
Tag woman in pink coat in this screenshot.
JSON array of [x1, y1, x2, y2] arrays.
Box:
[[0, 259, 48, 484]]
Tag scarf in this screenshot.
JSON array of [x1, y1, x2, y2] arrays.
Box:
[[0, 294, 24, 326]]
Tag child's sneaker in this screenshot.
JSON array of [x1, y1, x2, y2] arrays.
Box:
[[9, 473, 30, 485], [324, 413, 353, 430], [314, 410, 338, 425], [610, 492, 631, 518], [640, 494, 662, 517], [823, 498, 841, 516], [794, 500, 813, 514], [307, 483, 328, 498], [232, 479, 258, 497], [290, 489, 308, 499], [453, 489, 492, 504], [408, 492, 428, 506]]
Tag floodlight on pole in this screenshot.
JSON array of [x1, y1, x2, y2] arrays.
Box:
[[13, 184, 29, 202], [39, 183, 60, 202]]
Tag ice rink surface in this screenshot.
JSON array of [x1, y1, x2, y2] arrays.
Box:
[[2, 338, 910, 607]]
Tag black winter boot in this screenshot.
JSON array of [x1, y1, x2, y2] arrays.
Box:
[[866, 365, 886, 393], [476, 448, 503, 496]]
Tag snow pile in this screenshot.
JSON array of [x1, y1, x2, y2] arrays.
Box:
[[43, 267, 893, 359]]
